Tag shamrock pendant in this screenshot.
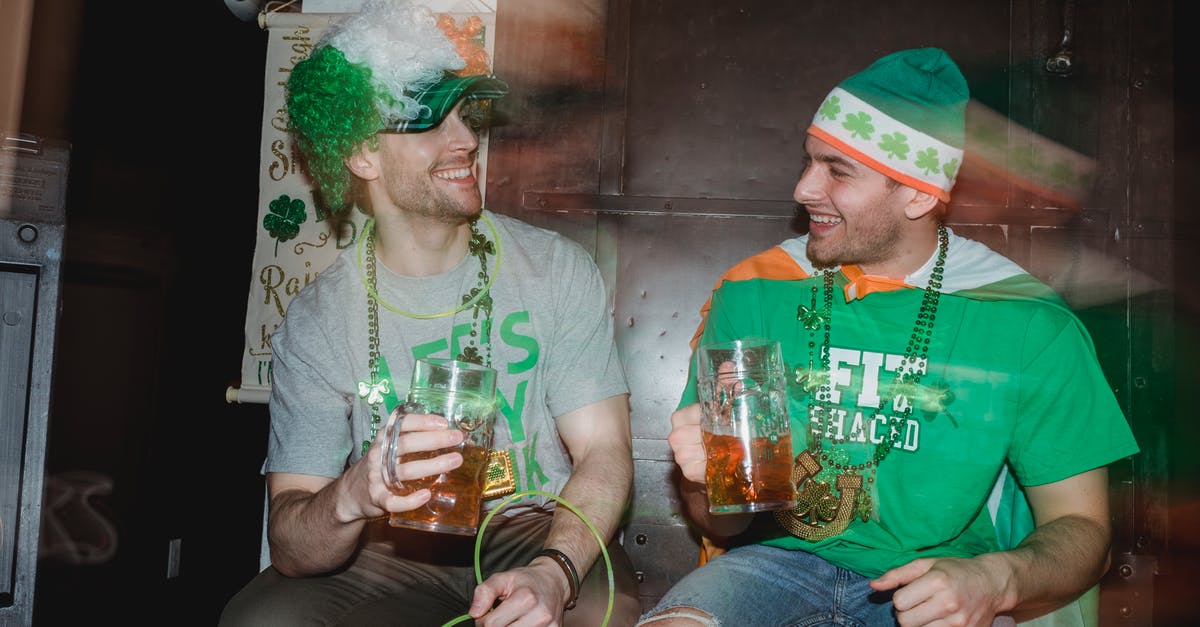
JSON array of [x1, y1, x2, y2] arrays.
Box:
[[357, 376, 391, 406], [797, 303, 829, 330]]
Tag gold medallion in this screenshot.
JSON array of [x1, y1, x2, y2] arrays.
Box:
[[774, 450, 862, 541], [482, 448, 516, 499]]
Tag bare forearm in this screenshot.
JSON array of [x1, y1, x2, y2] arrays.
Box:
[[268, 484, 367, 576], [543, 446, 632, 576], [984, 514, 1111, 616]]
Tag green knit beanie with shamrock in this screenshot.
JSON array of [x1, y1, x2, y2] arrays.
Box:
[[809, 47, 969, 202]]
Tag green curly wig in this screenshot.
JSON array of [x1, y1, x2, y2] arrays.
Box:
[[286, 45, 385, 214]]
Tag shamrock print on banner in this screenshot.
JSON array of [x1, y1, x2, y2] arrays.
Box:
[[263, 194, 308, 257]]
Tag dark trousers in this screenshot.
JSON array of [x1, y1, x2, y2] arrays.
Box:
[[220, 512, 642, 626]]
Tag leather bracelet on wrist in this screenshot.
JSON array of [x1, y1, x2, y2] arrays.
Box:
[[535, 547, 580, 610]]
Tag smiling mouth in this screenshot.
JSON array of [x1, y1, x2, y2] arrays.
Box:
[[433, 165, 474, 182], [809, 214, 843, 225]]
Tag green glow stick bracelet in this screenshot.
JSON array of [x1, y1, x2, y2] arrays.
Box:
[[441, 489, 614, 627]]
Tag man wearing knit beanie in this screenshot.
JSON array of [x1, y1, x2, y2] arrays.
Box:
[[220, 2, 641, 625], [643, 48, 1137, 626]]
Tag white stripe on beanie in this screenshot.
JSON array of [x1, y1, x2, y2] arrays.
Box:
[[810, 87, 963, 199]]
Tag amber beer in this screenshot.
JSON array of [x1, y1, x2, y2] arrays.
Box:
[[387, 442, 490, 534], [703, 431, 795, 513], [696, 338, 796, 514], [384, 368, 497, 536]]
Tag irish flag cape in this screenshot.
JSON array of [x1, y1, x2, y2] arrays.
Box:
[[692, 228, 1074, 349]]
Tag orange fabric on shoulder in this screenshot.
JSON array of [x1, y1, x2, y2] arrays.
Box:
[[839, 264, 913, 300], [690, 246, 810, 350]]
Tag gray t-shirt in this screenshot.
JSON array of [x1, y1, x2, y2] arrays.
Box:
[[266, 210, 628, 513]]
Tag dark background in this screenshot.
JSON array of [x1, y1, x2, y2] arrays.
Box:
[[20, 2, 270, 622]]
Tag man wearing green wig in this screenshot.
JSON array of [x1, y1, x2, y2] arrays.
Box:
[[639, 48, 1138, 626], [220, 1, 640, 625]]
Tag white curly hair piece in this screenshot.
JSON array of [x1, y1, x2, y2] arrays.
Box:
[[323, 0, 466, 122]]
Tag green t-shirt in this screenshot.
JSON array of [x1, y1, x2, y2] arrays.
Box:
[[683, 273, 1139, 577]]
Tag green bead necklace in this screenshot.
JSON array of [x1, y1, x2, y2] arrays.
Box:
[[776, 224, 948, 540], [355, 215, 498, 455]]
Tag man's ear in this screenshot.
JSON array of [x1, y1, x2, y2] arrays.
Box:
[[345, 143, 380, 181], [903, 189, 940, 220]]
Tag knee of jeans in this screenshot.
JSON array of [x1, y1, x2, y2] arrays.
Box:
[[636, 606, 720, 627]]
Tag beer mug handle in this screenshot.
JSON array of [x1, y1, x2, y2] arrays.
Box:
[[382, 401, 426, 493]]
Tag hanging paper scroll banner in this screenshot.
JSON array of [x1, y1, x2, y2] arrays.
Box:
[[229, 3, 498, 404]]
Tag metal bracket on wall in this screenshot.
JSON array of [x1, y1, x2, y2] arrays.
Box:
[[0, 131, 68, 627], [523, 192, 796, 219], [1045, 0, 1076, 76], [1103, 553, 1155, 626], [522, 192, 1122, 233]]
